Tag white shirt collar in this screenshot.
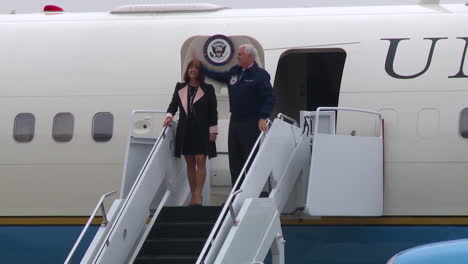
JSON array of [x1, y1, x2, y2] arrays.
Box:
[[242, 62, 254, 71]]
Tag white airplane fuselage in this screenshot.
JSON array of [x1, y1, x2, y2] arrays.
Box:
[[0, 4, 467, 217]]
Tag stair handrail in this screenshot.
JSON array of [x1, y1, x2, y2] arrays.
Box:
[[197, 118, 277, 264], [313, 107, 383, 138], [277, 113, 298, 126], [120, 110, 170, 199], [64, 190, 117, 264], [90, 111, 170, 263]]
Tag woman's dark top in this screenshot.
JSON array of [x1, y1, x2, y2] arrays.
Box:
[[166, 82, 218, 158]]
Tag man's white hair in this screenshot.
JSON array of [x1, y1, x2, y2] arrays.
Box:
[[240, 44, 258, 60]]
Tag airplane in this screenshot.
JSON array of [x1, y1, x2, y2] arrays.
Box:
[[0, 2, 467, 263]]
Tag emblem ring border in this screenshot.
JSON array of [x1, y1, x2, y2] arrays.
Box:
[[203, 34, 234, 66]]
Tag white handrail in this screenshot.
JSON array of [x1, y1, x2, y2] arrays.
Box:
[[120, 110, 168, 198], [196, 120, 271, 264], [197, 115, 298, 264], [313, 107, 383, 138], [64, 190, 117, 264], [91, 114, 169, 263], [277, 113, 298, 126]]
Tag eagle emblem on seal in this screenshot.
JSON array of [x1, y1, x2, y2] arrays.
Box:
[[203, 35, 234, 66]]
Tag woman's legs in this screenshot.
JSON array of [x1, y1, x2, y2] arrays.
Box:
[[184, 155, 197, 204], [193, 155, 207, 205]]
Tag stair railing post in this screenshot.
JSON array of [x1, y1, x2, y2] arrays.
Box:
[[99, 203, 109, 226], [228, 189, 243, 225], [64, 190, 117, 264], [271, 234, 286, 264]]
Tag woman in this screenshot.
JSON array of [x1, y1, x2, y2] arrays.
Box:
[[163, 60, 218, 206]]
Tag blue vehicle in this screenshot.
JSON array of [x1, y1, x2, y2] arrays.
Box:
[[387, 239, 468, 264]]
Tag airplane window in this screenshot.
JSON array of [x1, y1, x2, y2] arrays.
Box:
[[53, 112, 74, 142], [460, 108, 468, 138], [93, 112, 113, 142], [14, 113, 35, 142]]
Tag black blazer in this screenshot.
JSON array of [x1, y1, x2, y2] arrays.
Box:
[[166, 82, 218, 158]]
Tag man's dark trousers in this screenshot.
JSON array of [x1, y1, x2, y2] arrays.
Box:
[[228, 118, 261, 187]]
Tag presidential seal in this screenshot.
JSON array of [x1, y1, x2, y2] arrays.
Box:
[[203, 35, 234, 66]]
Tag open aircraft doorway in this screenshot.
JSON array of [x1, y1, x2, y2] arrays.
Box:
[[180, 35, 265, 187], [273, 49, 346, 121]]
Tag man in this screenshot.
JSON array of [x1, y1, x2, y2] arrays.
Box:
[[197, 44, 275, 186]]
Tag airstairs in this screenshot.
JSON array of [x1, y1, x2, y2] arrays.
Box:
[[65, 107, 384, 264], [135, 205, 222, 263]]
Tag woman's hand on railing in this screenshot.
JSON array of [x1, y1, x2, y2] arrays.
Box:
[[163, 116, 172, 127]]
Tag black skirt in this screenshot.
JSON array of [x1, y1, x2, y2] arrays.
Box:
[[181, 116, 209, 156]]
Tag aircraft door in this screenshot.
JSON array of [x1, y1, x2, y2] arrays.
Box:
[[273, 49, 346, 121], [180, 35, 265, 188], [273, 49, 346, 213]]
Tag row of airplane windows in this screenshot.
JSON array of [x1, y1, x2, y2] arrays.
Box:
[[14, 112, 113, 143], [13, 110, 468, 142]]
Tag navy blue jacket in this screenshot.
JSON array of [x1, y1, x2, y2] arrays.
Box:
[[202, 62, 275, 120]]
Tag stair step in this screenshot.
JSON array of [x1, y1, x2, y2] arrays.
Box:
[[140, 237, 206, 255], [135, 206, 222, 262], [134, 255, 198, 264], [157, 206, 222, 222], [148, 222, 215, 238]]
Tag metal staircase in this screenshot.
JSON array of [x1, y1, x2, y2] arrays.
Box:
[[65, 108, 384, 264], [65, 112, 311, 264], [134, 206, 222, 264], [196, 114, 307, 264]]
